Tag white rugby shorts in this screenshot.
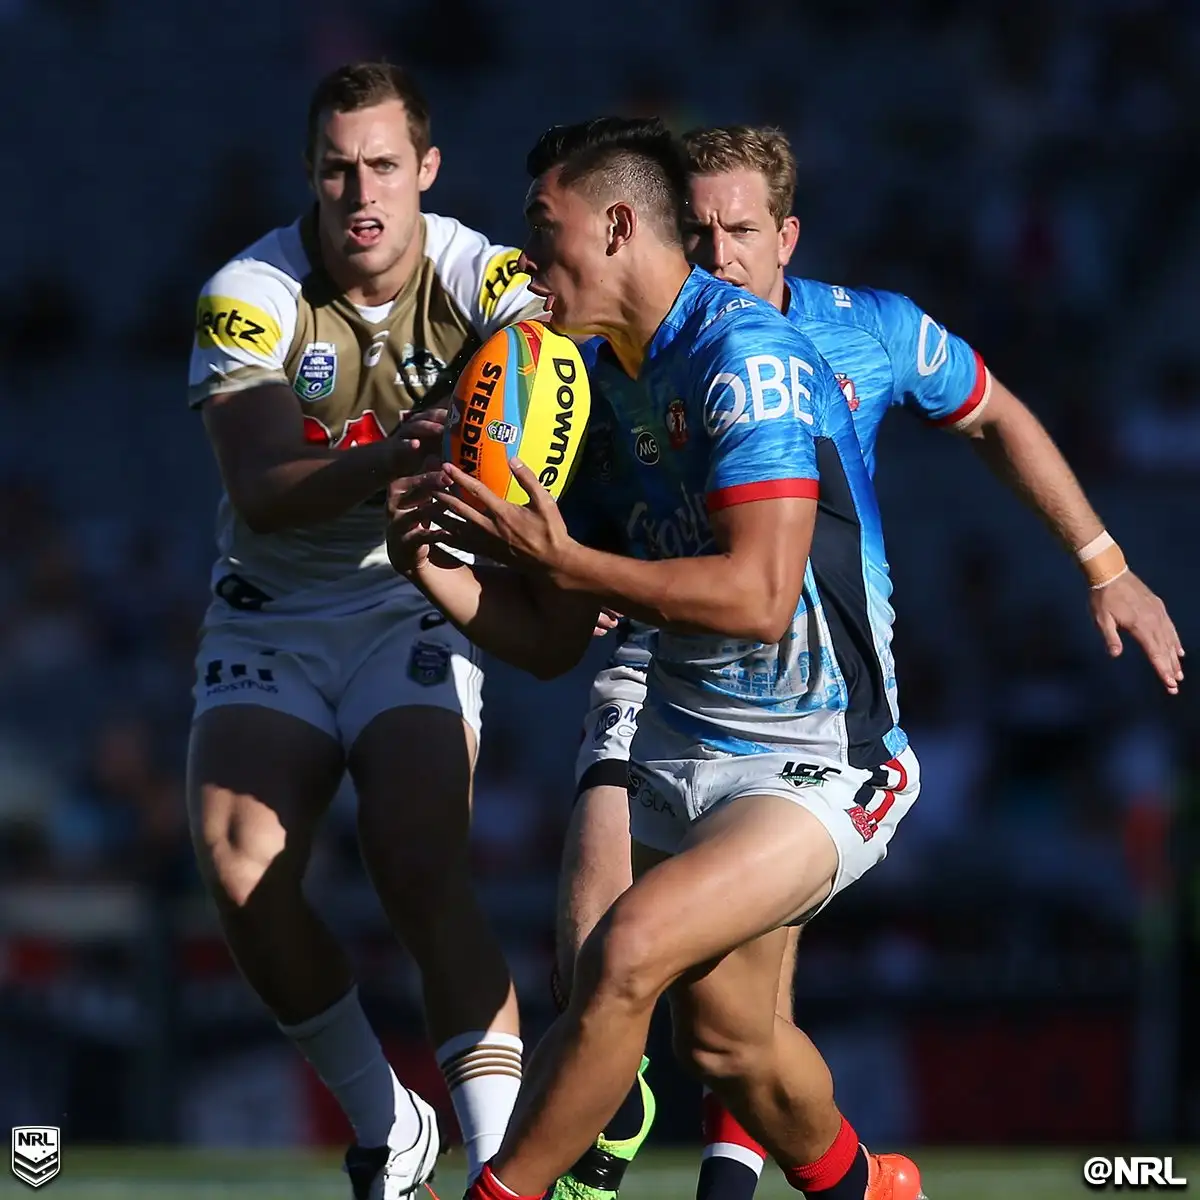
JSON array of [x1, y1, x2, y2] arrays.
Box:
[[192, 596, 483, 750], [574, 663, 649, 789], [627, 712, 920, 921]]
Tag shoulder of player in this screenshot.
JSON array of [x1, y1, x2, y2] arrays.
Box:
[[688, 280, 819, 371], [197, 221, 306, 309], [421, 211, 517, 286], [786, 276, 896, 338], [421, 211, 533, 326]]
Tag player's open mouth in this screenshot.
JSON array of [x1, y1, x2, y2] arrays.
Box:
[[347, 219, 383, 248]]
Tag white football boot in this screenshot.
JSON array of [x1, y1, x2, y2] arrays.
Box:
[[344, 1089, 441, 1199]]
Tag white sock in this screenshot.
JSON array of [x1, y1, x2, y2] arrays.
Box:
[[280, 987, 422, 1151], [436, 1030, 523, 1183]]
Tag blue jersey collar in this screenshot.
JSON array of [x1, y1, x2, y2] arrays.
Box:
[[641, 264, 704, 374]]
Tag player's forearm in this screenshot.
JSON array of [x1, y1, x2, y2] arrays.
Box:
[[968, 390, 1105, 556], [551, 542, 794, 644], [408, 556, 589, 680], [234, 441, 409, 533]]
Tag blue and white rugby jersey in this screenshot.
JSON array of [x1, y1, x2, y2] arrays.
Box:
[[563, 267, 904, 769], [784, 278, 989, 477], [587, 277, 989, 750]]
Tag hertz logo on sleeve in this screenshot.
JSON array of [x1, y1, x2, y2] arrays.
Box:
[[195, 295, 282, 358], [478, 249, 529, 320]]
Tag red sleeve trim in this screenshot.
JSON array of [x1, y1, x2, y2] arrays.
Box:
[[706, 477, 819, 513], [932, 349, 990, 428]]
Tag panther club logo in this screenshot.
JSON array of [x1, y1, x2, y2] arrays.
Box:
[[396, 343, 446, 392], [11, 1127, 60, 1188]]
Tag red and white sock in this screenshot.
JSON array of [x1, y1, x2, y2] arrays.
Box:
[[783, 1116, 868, 1197], [466, 1163, 541, 1200], [701, 1088, 767, 1176]]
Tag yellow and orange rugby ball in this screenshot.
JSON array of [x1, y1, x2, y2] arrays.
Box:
[[444, 320, 591, 510]]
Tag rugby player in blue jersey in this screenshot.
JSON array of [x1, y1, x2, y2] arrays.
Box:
[[387, 117, 928, 1200], [552, 124, 1184, 1200]]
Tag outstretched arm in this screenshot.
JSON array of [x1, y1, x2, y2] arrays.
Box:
[[962, 378, 1183, 692]]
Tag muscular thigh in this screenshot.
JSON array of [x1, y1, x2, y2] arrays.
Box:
[[347, 704, 478, 871], [187, 705, 345, 887], [590, 799, 835, 1007]]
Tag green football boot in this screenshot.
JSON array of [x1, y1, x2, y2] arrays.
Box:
[[548, 1056, 656, 1199]]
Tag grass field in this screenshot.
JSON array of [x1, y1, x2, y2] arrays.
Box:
[[3, 1147, 1196, 1199]]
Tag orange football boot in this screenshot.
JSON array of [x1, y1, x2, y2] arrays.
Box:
[[865, 1152, 927, 1199]]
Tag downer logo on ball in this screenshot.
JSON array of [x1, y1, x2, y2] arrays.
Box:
[[12, 1126, 61, 1188], [535, 356, 580, 489]]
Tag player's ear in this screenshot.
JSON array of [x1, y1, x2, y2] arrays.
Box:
[[779, 215, 800, 267], [418, 145, 441, 193], [606, 202, 635, 255]]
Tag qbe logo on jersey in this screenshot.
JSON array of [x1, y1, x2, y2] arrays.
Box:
[[11, 1127, 60, 1188]]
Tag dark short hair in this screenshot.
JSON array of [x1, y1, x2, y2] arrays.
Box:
[[306, 62, 431, 164], [526, 117, 689, 244], [681, 125, 797, 229]]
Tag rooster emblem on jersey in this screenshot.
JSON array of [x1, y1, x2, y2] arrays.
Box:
[[835, 373, 859, 411]]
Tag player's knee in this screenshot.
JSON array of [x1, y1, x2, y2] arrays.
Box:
[[672, 1019, 773, 1087], [194, 786, 298, 910], [578, 902, 670, 1013]]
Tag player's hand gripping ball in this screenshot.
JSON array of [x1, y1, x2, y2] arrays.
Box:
[[444, 321, 591, 510]]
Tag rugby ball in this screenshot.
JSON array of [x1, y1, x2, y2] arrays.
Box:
[[445, 320, 591, 509]]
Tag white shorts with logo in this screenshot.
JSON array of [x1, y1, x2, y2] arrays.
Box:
[[192, 596, 483, 751], [627, 714, 920, 920], [574, 664, 649, 788]]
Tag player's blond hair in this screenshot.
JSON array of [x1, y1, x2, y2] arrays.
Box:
[[681, 126, 796, 229]]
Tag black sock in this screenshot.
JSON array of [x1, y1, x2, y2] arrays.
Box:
[[805, 1147, 868, 1199], [696, 1154, 762, 1200]]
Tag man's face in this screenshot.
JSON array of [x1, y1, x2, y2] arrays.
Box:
[[685, 168, 797, 303], [518, 168, 615, 337], [310, 100, 438, 282]]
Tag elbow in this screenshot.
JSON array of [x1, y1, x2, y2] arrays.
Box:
[[753, 610, 794, 646], [528, 644, 584, 682], [742, 608, 793, 646], [736, 579, 800, 645], [229, 483, 286, 535]]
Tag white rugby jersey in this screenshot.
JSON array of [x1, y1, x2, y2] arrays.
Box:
[[188, 211, 542, 616]]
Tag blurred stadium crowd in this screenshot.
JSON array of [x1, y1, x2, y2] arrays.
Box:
[[0, 0, 1198, 1155]]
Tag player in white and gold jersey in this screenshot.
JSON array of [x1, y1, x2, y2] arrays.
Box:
[[186, 62, 544, 1199]]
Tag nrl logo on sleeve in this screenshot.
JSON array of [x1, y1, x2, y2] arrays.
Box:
[[294, 341, 337, 402], [12, 1127, 60, 1188]]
